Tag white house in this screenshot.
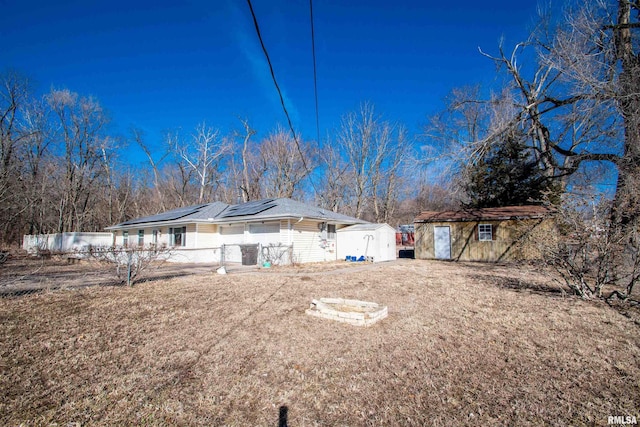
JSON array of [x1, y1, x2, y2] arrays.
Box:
[[106, 198, 373, 265], [336, 223, 397, 262]]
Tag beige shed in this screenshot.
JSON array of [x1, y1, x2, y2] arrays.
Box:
[[414, 205, 555, 262]]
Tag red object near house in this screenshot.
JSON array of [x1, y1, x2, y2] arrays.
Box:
[[404, 232, 415, 246], [396, 232, 414, 246]]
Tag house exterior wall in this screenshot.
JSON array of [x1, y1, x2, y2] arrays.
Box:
[[247, 221, 281, 245], [196, 223, 218, 247], [114, 226, 169, 247], [281, 219, 292, 245], [414, 218, 552, 262], [111, 224, 222, 264], [290, 219, 337, 263], [110, 218, 355, 264]]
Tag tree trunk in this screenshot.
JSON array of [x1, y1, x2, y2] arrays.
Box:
[[611, 0, 640, 229]]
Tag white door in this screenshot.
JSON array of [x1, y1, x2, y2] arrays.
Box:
[[434, 226, 451, 260]]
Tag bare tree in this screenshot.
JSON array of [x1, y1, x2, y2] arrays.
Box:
[[371, 124, 409, 223], [466, 0, 640, 214], [162, 156, 196, 207], [237, 118, 258, 202], [334, 103, 408, 220], [173, 122, 230, 204], [421, 86, 489, 181], [0, 72, 32, 242], [544, 0, 640, 230], [46, 89, 112, 233], [255, 127, 316, 199], [133, 127, 169, 212], [316, 141, 351, 212], [21, 96, 54, 235]]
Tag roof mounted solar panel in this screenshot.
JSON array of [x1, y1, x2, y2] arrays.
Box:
[[120, 204, 208, 225], [220, 198, 277, 218]]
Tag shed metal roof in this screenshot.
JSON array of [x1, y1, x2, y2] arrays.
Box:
[[414, 205, 554, 223], [337, 223, 395, 232]]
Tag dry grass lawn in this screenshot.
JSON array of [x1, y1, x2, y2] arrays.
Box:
[[1, 259, 639, 426]]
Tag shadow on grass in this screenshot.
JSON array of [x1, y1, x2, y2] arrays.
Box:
[[482, 274, 640, 326], [0, 287, 46, 298], [0, 271, 201, 298], [278, 405, 288, 427], [132, 271, 197, 285], [470, 274, 568, 298]]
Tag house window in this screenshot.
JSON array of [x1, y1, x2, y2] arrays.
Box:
[[478, 224, 493, 241], [138, 230, 144, 246], [169, 227, 186, 247], [327, 224, 336, 240], [152, 230, 158, 246], [122, 231, 129, 247], [319, 223, 336, 241]]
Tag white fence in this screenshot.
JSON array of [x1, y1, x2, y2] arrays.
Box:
[[22, 232, 113, 254], [21, 234, 294, 266]]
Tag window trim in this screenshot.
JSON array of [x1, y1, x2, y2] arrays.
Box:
[[169, 226, 186, 247], [122, 230, 129, 247], [478, 224, 493, 241]]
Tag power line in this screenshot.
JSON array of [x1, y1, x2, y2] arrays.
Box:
[[245, 0, 313, 179], [309, 0, 321, 146]]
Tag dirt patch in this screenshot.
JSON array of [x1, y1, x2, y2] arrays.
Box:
[[1, 260, 638, 426]]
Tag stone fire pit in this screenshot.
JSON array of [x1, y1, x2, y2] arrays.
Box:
[[306, 298, 388, 326]]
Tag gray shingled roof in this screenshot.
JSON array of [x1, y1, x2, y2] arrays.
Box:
[[107, 198, 366, 229], [225, 198, 366, 224]]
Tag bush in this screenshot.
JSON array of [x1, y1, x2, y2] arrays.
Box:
[[537, 195, 639, 301]]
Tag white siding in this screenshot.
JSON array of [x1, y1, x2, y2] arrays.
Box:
[[248, 222, 280, 245], [158, 227, 170, 247], [291, 220, 336, 263], [280, 220, 291, 245], [169, 223, 222, 263], [114, 231, 125, 247], [197, 223, 218, 247], [184, 224, 196, 248], [220, 224, 245, 244]]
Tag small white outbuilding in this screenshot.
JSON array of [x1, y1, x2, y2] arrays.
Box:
[[337, 223, 397, 263]]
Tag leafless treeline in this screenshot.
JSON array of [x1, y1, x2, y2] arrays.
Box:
[[0, 79, 415, 246]]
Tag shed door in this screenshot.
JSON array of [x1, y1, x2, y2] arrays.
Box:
[[434, 226, 451, 260]]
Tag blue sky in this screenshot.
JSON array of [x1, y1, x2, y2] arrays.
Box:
[[1, 0, 549, 160]]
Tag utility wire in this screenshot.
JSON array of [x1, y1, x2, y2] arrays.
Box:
[[245, 0, 313, 180], [309, 0, 321, 146]]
